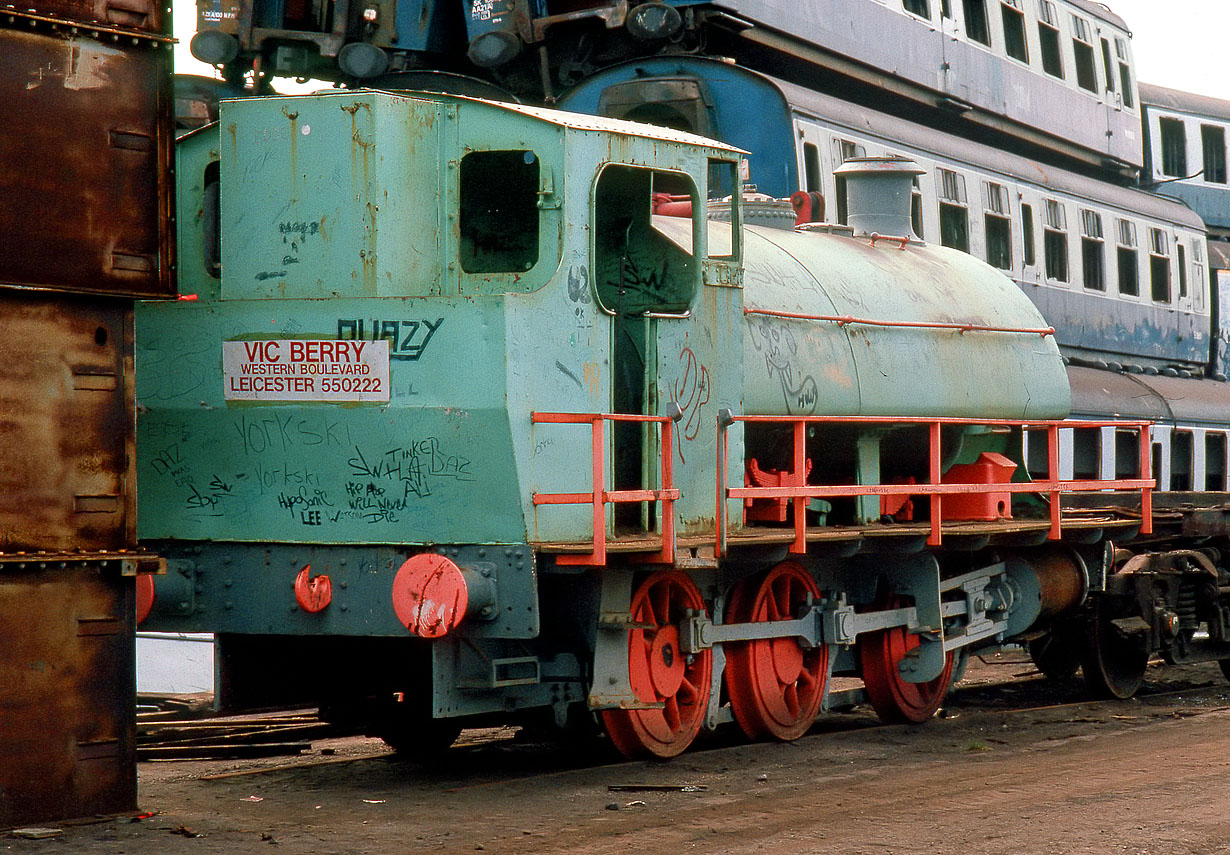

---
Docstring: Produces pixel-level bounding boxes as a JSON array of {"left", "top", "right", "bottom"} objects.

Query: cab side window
[{"left": 460, "top": 150, "right": 540, "bottom": 273}]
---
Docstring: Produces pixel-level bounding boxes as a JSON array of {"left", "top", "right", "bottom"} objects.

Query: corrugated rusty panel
[
  {"left": 0, "top": 293, "right": 135, "bottom": 552},
  {"left": 11, "top": 0, "right": 167, "bottom": 33},
  {"left": 0, "top": 562, "right": 136, "bottom": 828},
  {"left": 0, "top": 27, "right": 175, "bottom": 298}
]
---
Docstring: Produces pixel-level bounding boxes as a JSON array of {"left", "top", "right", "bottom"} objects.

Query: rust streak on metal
[
  {"left": 0, "top": 294, "right": 135, "bottom": 552},
  {"left": 0, "top": 30, "right": 175, "bottom": 298}
]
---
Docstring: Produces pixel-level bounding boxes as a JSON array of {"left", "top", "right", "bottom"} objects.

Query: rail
[
  {"left": 531, "top": 411, "right": 680, "bottom": 565},
  {"left": 716, "top": 413, "right": 1153, "bottom": 556},
  {"left": 743, "top": 307, "right": 1056, "bottom": 337}
]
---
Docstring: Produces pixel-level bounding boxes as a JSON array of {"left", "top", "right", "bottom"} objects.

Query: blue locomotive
[{"left": 136, "top": 89, "right": 1199, "bottom": 759}]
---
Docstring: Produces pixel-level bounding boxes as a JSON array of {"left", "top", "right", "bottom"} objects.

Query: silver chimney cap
[{"left": 833, "top": 156, "right": 925, "bottom": 241}]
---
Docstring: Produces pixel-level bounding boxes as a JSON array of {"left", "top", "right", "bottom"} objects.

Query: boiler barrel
[{"left": 739, "top": 225, "right": 1071, "bottom": 420}]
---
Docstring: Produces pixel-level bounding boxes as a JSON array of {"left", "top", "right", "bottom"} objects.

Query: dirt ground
[{"left": 9, "top": 654, "right": 1230, "bottom": 855}]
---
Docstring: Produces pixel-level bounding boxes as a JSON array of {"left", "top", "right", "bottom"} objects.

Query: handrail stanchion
[
  {"left": 928, "top": 422, "right": 942, "bottom": 547},
  {"left": 589, "top": 415, "right": 607, "bottom": 565},
  {"left": 1047, "top": 423, "right": 1062, "bottom": 540},
  {"left": 1140, "top": 424, "right": 1154, "bottom": 535},
  {"left": 659, "top": 417, "right": 676, "bottom": 564},
  {"left": 716, "top": 414, "right": 728, "bottom": 559},
  {"left": 792, "top": 420, "right": 807, "bottom": 553}
]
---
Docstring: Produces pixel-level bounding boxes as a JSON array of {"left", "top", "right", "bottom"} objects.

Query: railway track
[{"left": 135, "top": 652, "right": 1230, "bottom": 772}]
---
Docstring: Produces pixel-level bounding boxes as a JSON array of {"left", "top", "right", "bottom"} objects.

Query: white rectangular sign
[{"left": 223, "top": 340, "right": 390, "bottom": 402}]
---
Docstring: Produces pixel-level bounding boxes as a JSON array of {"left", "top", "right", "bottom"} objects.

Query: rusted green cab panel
[{"left": 138, "top": 90, "right": 748, "bottom": 547}]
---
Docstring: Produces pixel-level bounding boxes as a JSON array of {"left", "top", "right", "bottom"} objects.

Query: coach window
[
  {"left": 1037, "top": 1, "right": 1063, "bottom": 79},
  {"left": 1193, "top": 242, "right": 1206, "bottom": 311},
  {"left": 1178, "top": 243, "right": 1188, "bottom": 300},
  {"left": 1206, "top": 433, "right": 1227, "bottom": 491},
  {"left": 1072, "top": 428, "right": 1099, "bottom": 480},
  {"left": 1100, "top": 38, "right": 1115, "bottom": 96},
  {"left": 1043, "top": 199, "right": 1068, "bottom": 283},
  {"left": 1159, "top": 118, "right": 1187, "bottom": 178},
  {"left": 983, "top": 181, "right": 1011, "bottom": 269},
  {"left": 1115, "top": 38, "right": 1134, "bottom": 107},
  {"left": 1171, "top": 431, "right": 1193, "bottom": 491},
  {"left": 803, "top": 143, "right": 822, "bottom": 193},
  {"left": 833, "top": 139, "right": 866, "bottom": 225},
  {"left": 1202, "top": 125, "right": 1227, "bottom": 184},
  {"left": 903, "top": 0, "right": 930, "bottom": 19},
  {"left": 1021, "top": 202, "right": 1035, "bottom": 266},
  {"left": 911, "top": 175, "right": 925, "bottom": 240},
  {"left": 938, "top": 168, "right": 969, "bottom": 253},
  {"left": 1070, "top": 15, "right": 1097, "bottom": 93},
  {"left": 1000, "top": 0, "right": 1027, "bottom": 62},
  {"left": 1114, "top": 429, "right": 1141, "bottom": 479},
  {"left": 1080, "top": 209, "right": 1104, "bottom": 290},
  {"left": 1116, "top": 219, "right": 1139, "bottom": 297},
  {"left": 460, "top": 150, "right": 539, "bottom": 274},
  {"left": 962, "top": 0, "right": 990, "bottom": 45},
  {"left": 1149, "top": 227, "right": 1171, "bottom": 304}
]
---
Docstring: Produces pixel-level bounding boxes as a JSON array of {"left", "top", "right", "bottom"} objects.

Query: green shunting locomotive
[{"left": 138, "top": 89, "right": 1148, "bottom": 759}]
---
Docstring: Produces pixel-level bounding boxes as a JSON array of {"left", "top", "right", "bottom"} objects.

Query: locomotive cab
[{"left": 136, "top": 89, "right": 749, "bottom": 724}]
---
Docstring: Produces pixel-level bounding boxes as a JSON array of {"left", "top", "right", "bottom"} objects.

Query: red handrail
[
  {"left": 744, "top": 307, "right": 1055, "bottom": 337},
  {"left": 531, "top": 412, "right": 679, "bottom": 566},
  {"left": 716, "top": 414, "right": 1153, "bottom": 556}
]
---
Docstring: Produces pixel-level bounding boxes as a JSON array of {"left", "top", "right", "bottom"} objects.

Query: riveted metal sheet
[
  {"left": 0, "top": 293, "right": 134, "bottom": 552},
  {"left": 0, "top": 562, "right": 136, "bottom": 828},
  {"left": 0, "top": 28, "right": 174, "bottom": 298},
  {"left": 6, "top": 0, "right": 168, "bottom": 33}
]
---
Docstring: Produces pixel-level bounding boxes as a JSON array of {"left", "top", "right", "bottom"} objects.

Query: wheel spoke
[
  {"left": 677, "top": 676, "right": 698, "bottom": 701},
  {"left": 652, "top": 583, "right": 670, "bottom": 626},
  {"left": 662, "top": 695, "right": 681, "bottom": 732},
  {"left": 783, "top": 683, "right": 800, "bottom": 716}
]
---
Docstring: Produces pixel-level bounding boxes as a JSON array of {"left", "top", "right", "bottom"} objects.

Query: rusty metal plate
[
  {"left": 0, "top": 563, "right": 136, "bottom": 828},
  {"left": 7, "top": 0, "right": 167, "bottom": 32},
  {"left": 0, "top": 28, "right": 174, "bottom": 298},
  {"left": 0, "top": 293, "right": 135, "bottom": 552}
]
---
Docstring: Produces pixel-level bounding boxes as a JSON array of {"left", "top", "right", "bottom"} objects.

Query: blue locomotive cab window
[
  {"left": 593, "top": 164, "right": 698, "bottom": 315},
  {"left": 460, "top": 150, "right": 540, "bottom": 274}
]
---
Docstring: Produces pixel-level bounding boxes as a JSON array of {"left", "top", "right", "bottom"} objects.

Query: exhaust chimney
[{"left": 833, "top": 156, "right": 924, "bottom": 240}]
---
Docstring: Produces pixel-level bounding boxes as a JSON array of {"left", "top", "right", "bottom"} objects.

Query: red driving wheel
[
  {"left": 725, "top": 561, "right": 829, "bottom": 741},
  {"left": 859, "top": 595, "right": 954, "bottom": 724},
  {"left": 600, "top": 569, "right": 712, "bottom": 759}
]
